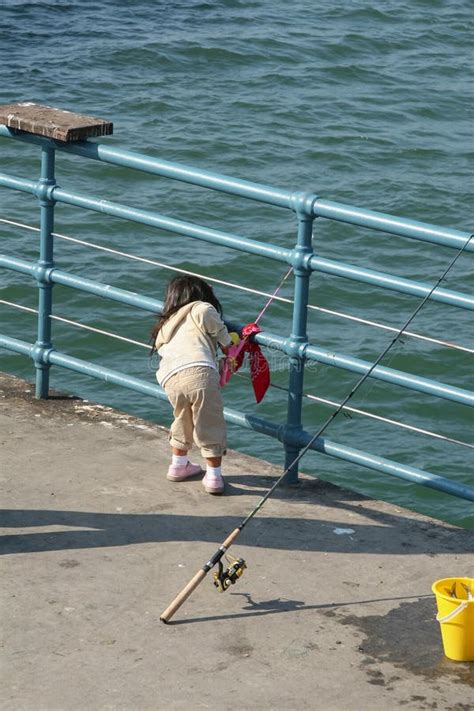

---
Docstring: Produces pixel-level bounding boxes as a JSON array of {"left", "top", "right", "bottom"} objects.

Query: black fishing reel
[{"left": 213, "top": 554, "right": 247, "bottom": 593}]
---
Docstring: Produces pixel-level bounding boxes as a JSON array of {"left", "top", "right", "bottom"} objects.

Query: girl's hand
[
  {"left": 226, "top": 355, "right": 238, "bottom": 374},
  {"left": 218, "top": 354, "right": 237, "bottom": 376},
  {"left": 221, "top": 333, "right": 241, "bottom": 375},
  {"left": 220, "top": 349, "right": 237, "bottom": 370},
  {"left": 221, "top": 332, "right": 240, "bottom": 356}
]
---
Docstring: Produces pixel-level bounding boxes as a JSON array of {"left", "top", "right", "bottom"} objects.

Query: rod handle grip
[
  {"left": 160, "top": 568, "right": 207, "bottom": 623},
  {"left": 223, "top": 527, "right": 241, "bottom": 548}
]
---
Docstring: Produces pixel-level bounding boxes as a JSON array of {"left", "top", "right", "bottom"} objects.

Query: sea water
[{"left": 0, "top": 0, "right": 472, "bottom": 527}]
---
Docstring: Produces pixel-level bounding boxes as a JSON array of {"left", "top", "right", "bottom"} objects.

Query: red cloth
[{"left": 234, "top": 322, "right": 270, "bottom": 404}]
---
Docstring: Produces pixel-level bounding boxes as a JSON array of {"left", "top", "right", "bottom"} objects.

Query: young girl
[{"left": 151, "top": 275, "right": 234, "bottom": 495}]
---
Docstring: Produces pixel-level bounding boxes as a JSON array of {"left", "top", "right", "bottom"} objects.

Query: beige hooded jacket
[{"left": 155, "top": 301, "right": 232, "bottom": 387}]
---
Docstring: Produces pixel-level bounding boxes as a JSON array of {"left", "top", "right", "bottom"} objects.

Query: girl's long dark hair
[{"left": 150, "top": 275, "right": 223, "bottom": 354}]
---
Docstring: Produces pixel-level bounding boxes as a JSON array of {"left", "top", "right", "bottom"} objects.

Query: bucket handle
[{"left": 436, "top": 601, "right": 468, "bottom": 624}]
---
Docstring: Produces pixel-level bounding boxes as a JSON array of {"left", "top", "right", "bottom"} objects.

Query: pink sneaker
[
  {"left": 167, "top": 461, "right": 203, "bottom": 482},
  {"left": 202, "top": 472, "right": 225, "bottom": 495}
]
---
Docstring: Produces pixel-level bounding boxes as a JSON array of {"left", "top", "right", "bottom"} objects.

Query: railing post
[
  {"left": 34, "top": 146, "right": 56, "bottom": 398},
  {"left": 283, "top": 199, "right": 314, "bottom": 484}
]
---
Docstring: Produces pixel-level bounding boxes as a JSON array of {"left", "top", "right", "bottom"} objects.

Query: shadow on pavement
[{"left": 1, "top": 501, "right": 472, "bottom": 556}]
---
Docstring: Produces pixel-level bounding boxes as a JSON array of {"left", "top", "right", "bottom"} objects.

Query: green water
[{"left": 0, "top": 0, "right": 472, "bottom": 528}]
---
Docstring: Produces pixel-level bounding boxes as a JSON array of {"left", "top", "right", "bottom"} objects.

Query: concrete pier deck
[{"left": 1, "top": 372, "right": 472, "bottom": 711}]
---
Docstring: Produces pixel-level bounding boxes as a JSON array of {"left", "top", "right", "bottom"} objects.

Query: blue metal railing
[{"left": 1, "top": 123, "right": 473, "bottom": 502}]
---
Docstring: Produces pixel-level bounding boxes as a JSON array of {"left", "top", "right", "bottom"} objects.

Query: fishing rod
[
  {"left": 160, "top": 234, "right": 472, "bottom": 623},
  {"left": 219, "top": 266, "right": 293, "bottom": 387}
]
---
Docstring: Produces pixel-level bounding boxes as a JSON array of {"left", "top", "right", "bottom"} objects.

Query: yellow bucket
[{"left": 432, "top": 577, "right": 474, "bottom": 661}]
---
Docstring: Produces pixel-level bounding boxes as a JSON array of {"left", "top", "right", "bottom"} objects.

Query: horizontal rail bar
[
  {"left": 225, "top": 410, "right": 474, "bottom": 502},
  {"left": 254, "top": 331, "right": 474, "bottom": 408},
  {"left": 313, "top": 198, "right": 474, "bottom": 253},
  {"left": 0, "top": 254, "right": 164, "bottom": 312},
  {"left": 0, "top": 126, "right": 294, "bottom": 209},
  {"left": 310, "top": 255, "right": 474, "bottom": 311},
  {"left": 0, "top": 171, "right": 290, "bottom": 263},
  {"left": 235, "top": 372, "right": 474, "bottom": 449},
  {"left": 0, "top": 254, "right": 35, "bottom": 276},
  {"left": 66, "top": 143, "right": 294, "bottom": 209},
  {"left": 2, "top": 254, "right": 472, "bottom": 406},
  {"left": 2, "top": 126, "right": 472, "bottom": 252},
  {"left": 0, "top": 173, "right": 37, "bottom": 195},
  {"left": 5, "top": 297, "right": 473, "bottom": 451},
  {"left": 0, "top": 299, "right": 148, "bottom": 348},
  {"left": 49, "top": 349, "right": 162, "bottom": 398},
  {"left": 53, "top": 269, "right": 163, "bottom": 313},
  {"left": 52, "top": 187, "right": 291, "bottom": 262},
  {"left": 303, "top": 392, "right": 474, "bottom": 450},
  {"left": 305, "top": 429, "right": 474, "bottom": 501},
  {"left": 0, "top": 334, "right": 33, "bottom": 357},
  {"left": 2, "top": 333, "right": 471, "bottom": 501},
  {"left": 2, "top": 174, "right": 472, "bottom": 310},
  {"left": 3, "top": 217, "right": 473, "bottom": 352},
  {"left": 0, "top": 335, "right": 163, "bottom": 399},
  {"left": 303, "top": 342, "right": 474, "bottom": 407}
]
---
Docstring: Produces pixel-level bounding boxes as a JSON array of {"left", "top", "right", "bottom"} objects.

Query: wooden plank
[{"left": 0, "top": 102, "right": 113, "bottom": 142}]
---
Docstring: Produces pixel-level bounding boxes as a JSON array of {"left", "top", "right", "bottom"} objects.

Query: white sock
[
  {"left": 206, "top": 465, "right": 222, "bottom": 478},
  {"left": 172, "top": 454, "right": 188, "bottom": 466}
]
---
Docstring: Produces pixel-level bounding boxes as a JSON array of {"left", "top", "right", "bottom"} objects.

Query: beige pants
[{"left": 163, "top": 366, "right": 226, "bottom": 458}]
